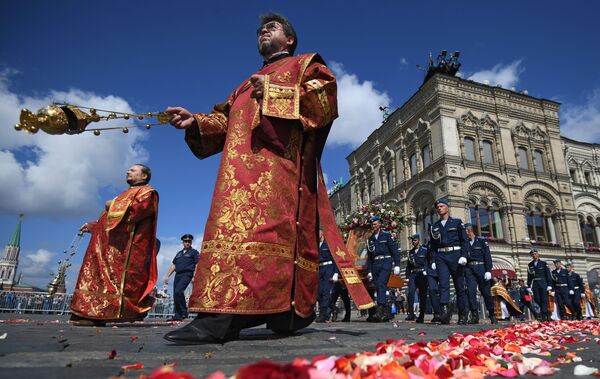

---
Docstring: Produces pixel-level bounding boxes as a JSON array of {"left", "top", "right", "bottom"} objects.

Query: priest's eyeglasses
[{"left": 257, "top": 21, "right": 282, "bottom": 36}]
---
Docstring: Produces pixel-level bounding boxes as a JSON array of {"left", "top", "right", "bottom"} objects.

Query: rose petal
[{"left": 574, "top": 364, "right": 599, "bottom": 376}]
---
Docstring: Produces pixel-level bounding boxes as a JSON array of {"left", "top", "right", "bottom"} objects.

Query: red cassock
[
  {"left": 70, "top": 185, "right": 159, "bottom": 321},
  {"left": 185, "top": 53, "right": 374, "bottom": 317}
]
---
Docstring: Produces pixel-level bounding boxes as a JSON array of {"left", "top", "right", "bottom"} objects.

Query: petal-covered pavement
[{"left": 0, "top": 315, "right": 598, "bottom": 378}]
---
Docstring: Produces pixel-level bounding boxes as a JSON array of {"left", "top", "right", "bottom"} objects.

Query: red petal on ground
[
  {"left": 121, "top": 363, "right": 144, "bottom": 370},
  {"left": 130, "top": 336, "right": 139, "bottom": 342},
  {"left": 108, "top": 350, "right": 116, "bottom": 359}
]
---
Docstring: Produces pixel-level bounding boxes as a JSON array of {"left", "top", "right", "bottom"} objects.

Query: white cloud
[
  {"left": 0, "top": 69, "right": 149, "bottom": 216},
  {"left": 561, "top": 89, "right": 600, "bottom": 143},
  {"left": 467, "top": 60, "right": 524, "bottom": 88},
  {"left": 18, "top": 248, "right": 54, "bottom": 287},
  {"left": 328, "top": 62, "right": 391, "bottom": 147}
]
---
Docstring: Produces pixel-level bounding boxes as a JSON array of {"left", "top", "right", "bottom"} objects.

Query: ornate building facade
[{"left": 330, "top": 73, "right": 600, "bottom": 285}]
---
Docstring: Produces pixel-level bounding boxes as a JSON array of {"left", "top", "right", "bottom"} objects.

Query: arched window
[
  {"left": 534, "top": 150, "right": 545, "bottom": 172},
  {"left": 386, "top": 169, "right": 393, "bottom": 191},
  {"left": 518, "top": 147, "right": 529, "bottom": 169},
  {"left": 464, "top": 137, "right": 476, "bottom": 161},
  {"left": 409, "top": 153, "right": 417, "bottom": 177},
  {"left": 580, "top": 215, "right": 599, "bottom": 248},
  {"left": 469, "top": 199, "right": 504, "bottom": 240},
  {"left": 525, "top": 201, "right": 558, "bottom": 245},
  {"left": 482, "top": 140, "right": 494, "bottom": 164},
  {"left": 368, "top": 182, "right": 374, "bottom": 198},
  {"left": 361, "top": 189, "right": 367, "bottom": 205},
  {"left": 422, "top": 144, "right": 431, "bottom": 168}
]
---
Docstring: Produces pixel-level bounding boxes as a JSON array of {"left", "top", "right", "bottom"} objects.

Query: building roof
[{"left": 7, "top": 214, "right": 22, "bottom": 247}]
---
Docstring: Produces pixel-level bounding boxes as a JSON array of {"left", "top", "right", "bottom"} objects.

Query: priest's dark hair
[
  {"left": 135, "top": 163, "right": 152, "bottom": 183},
  {"left": 259, "top": 13, "right": 298, "bottom": 55}
]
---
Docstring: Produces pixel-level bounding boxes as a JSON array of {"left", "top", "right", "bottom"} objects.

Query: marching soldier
[
  {"left": 366, "top": 216, "right": 400, "bottom": 322},
  {"left": 527, "top": 249, "right": 553, "bottom": 321},
  {"left": 552, "top": 259, "right": 575, "bottom": 320},
  {"left": 463, "top": 224, "right": 497, "bottom": 324},
  {"left": 428, "top": 198, "right": 469, "bottom": 325},
  {"left": 316, "top": 228, "right": 338, "bottom": 322},
  {"left": 566, "top": 263, "right": 584, "bottom": 320},
  {"left": 405, "top": 233, "right": 429, "bottom": 323},
  {"left": 425, "top": 248, "right": 443, "bottom": 323},
  {"left": 163, "top": 234, "right": 200, "bottom": 321}
]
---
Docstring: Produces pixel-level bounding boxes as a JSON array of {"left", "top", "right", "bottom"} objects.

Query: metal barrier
[{"left": 0, "top": 291, "right": 176, "bottom": 318}]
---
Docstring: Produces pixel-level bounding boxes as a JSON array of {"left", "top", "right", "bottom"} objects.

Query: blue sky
[{"left": 1, "top": 1, "right": 599, "bottom": 291}]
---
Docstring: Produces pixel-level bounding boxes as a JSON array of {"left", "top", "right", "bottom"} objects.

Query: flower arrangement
[{"left": 339, "top": 203, "right": 409, "bottom": 240}]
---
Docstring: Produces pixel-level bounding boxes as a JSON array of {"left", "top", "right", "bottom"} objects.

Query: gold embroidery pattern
[
  {"left": 275, "top": 71, "right": 292, "bottom": 82},
  {"left": 341, "top": 267, "right": 361, "bottom": 284},
  {"left": 262, "top": 76, "right": 300, "bottom": 119},
  {"left": 296, "top": 255, "right": 318, "bottom": 273},
  {"left": 202, "top": 240, "right": 292, "bottom": 258},
  {"left": 198, "top": 254, "right": 250, "bottom": 308},
  {"left": 335, "top": 247, "right": 347, "bottom": 260}
]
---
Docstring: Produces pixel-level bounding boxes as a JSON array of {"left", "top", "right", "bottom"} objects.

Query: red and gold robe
[
  {"left": 491, "top": 282, "right": 522, "bottom": 318},
  {"left": 70, "top": 185, "right": 159, "bottom": 321},
  {"left": 185, "top": 53, "right": 374, "bottom": 317}
]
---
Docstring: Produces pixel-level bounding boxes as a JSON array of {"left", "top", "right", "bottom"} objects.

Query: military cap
[
  {"left": 434, "top": 198, "right": 449, "bottom": 206},
  {"left": 553, "top": 258, "right": 562, "bottom": 264},
  {"left": 529, "top": 249, "right": 538, "bottom": 255},
  {"left": 370, "top": 216, "right": 381, "bottom": 222},
  {"left": 565, "top": 262, "right": 573, "bottom": 267},
  {"left": 409, "top": 233, "right": 420, "bottom": 240},
  {"left": 463, "top": 222, "right": 474, "bottom": 229},
  {"left": 181, "top": 234, "right": 194, "bottom": 241}
]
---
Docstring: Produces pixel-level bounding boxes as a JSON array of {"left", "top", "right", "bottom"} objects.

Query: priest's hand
[
  {"left": 250, "top": 74, "right": 265, "bottom": 99},
  {"left": 79, "top": 223, "right": 90, "bottom": 233},
  {"left": 458, "top": 257, "right": 467, "bottom": 266},
  {"left": 484, "top": 272, "right": 492, "bottom": 281},
  {"left": 332, "top": 273, "right": 339, "bottom": 283},
  {"left": 165, "top": 107, "right": 197, "bottom": 129},
  {"left": 367, "top": 272, "right": 373, "bottom": 281}
]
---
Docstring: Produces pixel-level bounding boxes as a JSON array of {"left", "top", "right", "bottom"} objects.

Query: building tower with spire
[{"left": 0, "top": 214, "right": 23, "bottom": 290}]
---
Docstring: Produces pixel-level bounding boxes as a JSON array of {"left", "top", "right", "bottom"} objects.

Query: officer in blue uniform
[
  {"left": 405, "top": 233, "right": 429, "bottom": 323},
  {"left": 517, "top": 278, "right": 537, "bottom": 320},
  {"left": 526, "top": 249, "right": 553, "bottom": 321},
  {"left": 316, "top": 228, "right": 339, "bottom": 322},
  {"left": 551, "top": 259, "right": 575, "bottom": 320},
  {"left": 163, "top": 234, "right": 200, "bottom": 321},
  {"left": 425, "top": 247, "right": 443, "bottom": 323},
  {"left": 463, "top": 224, "right": 497, "bottom": 324},
  {"left": 366, "top": 216, "right": 400, "bottom": 322},
  {"left": 566, "top": 263, "right": 584, "bottom": 320},
  {"left": 427, "top": 198, "right": 469, "bottom": 324}
]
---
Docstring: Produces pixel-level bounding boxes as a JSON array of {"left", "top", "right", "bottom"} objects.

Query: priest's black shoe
[
  {"left": 415, "top": 314, "right": 424, "bottom": 323},
  {"left": 404, "top": 313, "right": 416, "bottom": 321},
  {"left": 490, "top": 315, "right": 498, "bottom": 324},
  {"left": 457, "top": 313, "right": 468, "bottom": 325},
  {"left": 430, "top": 314, "right": 442, "bottom": 323},
  {"left": 163, "top": 322, "right": 239, "bottom": 345}
]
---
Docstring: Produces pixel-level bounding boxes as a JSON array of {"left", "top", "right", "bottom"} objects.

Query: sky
[{"left": 1, "top": 1, "right": 599, "bottom": 291}]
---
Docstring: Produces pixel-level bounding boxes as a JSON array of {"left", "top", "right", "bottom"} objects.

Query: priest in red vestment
[
  {"left": 164, "top": 13, "right": 373, "bottom": 344},
  {"left": 70, "top": 164, "right": 159, "bottom": 326}
]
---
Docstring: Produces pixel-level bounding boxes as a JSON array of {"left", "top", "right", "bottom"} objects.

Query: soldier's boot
[
  {"left": 415, "top": 311, "right": 425, "bottom": 323},
  {"left": 440, "top": 305, "right": 450, "bottom": 324},
  {"left": 467, "top": 311, "right": 479, "bottom": 324},
  {"left": 377, "top": 305, "right": 390, "bottom": 322},
  {"left": 489, "top": 312, "right": 498, "bottom": 324},
  {"left": 431, "top": 313, "right": 443, "bottom": 323},
  {"left": 366, "top": 307, "right": 378, "bottom": 322},
  {"left": 330, "top": 306, "right": 339, "bottom": 322},
  {"left": 545, "top": 312, "right": 552, "bottom": 322},
  {"left": 315, "top": 309, "right": 329, "bottom": 323},
  {"left": 457, "top": 311, "right": 468, "bottom": 325},
  {"left": 405, "top": 313, "right": 416, "bottom": 321}
]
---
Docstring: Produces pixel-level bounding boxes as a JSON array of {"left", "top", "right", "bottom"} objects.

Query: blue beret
[
  {"left": 463, "top": 223, "right": 473, "bottom": 229},
  {"left": 409, "top": 233, "right": 420, "bottom": 240},
  {"left": 370, "top": 216, "right": 381, "bottom": 222},
  {"left": 434, "top": 198, "right": 449, "bottom": 206},
  {"left": 553, "top": 259, "right": 561, "bottom": 264}
]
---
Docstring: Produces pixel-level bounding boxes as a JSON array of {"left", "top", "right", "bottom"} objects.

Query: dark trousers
[
  {"left": 427, "top": 274, "right": 441, "bottom": 315},
  {"left": 465, "top": 266, "right": 494, "bottom": 314},
  {"left": 406, "top": 271, "right": 428, "bottom": 315},
  {"left": 317, "top": 265, "right": 335, "bottom": 316},
  {"left": 331, "top": 282, "right": 351, "bottom": 318},
  {"left": 372, "top": 259, "right": 392, "bottom": 305},
  {"left": 531, "top": 280, "right": 549, "bottom": 315},
  {"left": 519, "top": 300, "right": 538, "bottom": 319},
  {"left": 555, "top": 286, "right": 574, "bottom": 318},
  {"left": 190, "top": 310, "right": 316, "bottom": 339},
  {"left": 570, "top": 291, "right": 582, "bottom": 318},
  {"left": 435, "top": 251, "right": 467, "bottom": 313},
  {"left": 173, "top": 272, "right": 193, "bottom": 319}
]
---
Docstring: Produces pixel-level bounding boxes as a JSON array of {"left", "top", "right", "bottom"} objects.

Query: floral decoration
[{"left": 339, "top": 203, "right": 409, "bottom": 240}]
